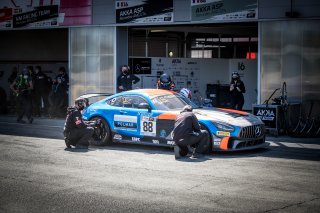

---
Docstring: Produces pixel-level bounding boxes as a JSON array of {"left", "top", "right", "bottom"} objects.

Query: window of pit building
[{"left": 189, "top": 36, "right": 258, "bottom": 59}]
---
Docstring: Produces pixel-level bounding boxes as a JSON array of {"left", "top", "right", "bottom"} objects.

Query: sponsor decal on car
[
  {"left": 213, "top": 138, "right": 221, "bottom": 146},
  {"left": 114, "top": 115, "right": 137, "bottom": 131},
  {"left": 216, "top": 131, "right": 231, "bottom": 137},
  {"left": 132, "top": 137, "right": 140, "bottom": 142},
  {"left": 113, "top": 134, "right": 122, "bottom": 140},
  {"left": 140, "top": 116, "right": 156, "bottom": 136},
  {"left": 167, "top": 140, "right": 175, "bottom": 145},
  {"left": 160, "top": 129, "right": 167, "bottom": 137},
  {"left": 152, "top": 139, "right": 160, "bottom": 144}
]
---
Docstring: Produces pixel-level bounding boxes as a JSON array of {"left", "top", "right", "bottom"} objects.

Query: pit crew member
[
  {"left": 157, "top": 73, "right": 175, "bottom": 90},
  {"left": 172, "top": 105, "right": 209, "bottom": 159}
]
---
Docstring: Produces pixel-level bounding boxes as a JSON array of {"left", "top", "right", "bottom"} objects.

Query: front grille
[
  {"left": 236, "top": 138, "right": 265, "bottom": 149},
  {"left": 239, "top": 125, "right": 265, "bottom": 138}
]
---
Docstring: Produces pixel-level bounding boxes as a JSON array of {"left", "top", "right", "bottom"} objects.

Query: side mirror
[{"left": 138, "top": 102, "right": 151, "bottom": 112}]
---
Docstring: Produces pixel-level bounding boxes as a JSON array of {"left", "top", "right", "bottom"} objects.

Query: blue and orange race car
[{"left": 80, "top": 89, "right": 268, "bottom": 152}]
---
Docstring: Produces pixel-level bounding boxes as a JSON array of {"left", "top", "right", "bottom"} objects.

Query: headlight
[{"left": 212, "top": 121, "right": 234, "bottom": 132}]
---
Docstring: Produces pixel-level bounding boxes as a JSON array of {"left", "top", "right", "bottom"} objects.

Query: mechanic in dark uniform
[
  {"left": 10, "top": 68, "right": 34, "bottom": 124},
  {"left": 33, "top": 66, "right": 50, "bottom": 117},
  {"left": 157, "top": 73, "right": 175, "bottom": 90},
  {"left": 63, "top": 98, "right": 94, "bottom": 149},
  {"left": 117, "top": 65, "right": 140, "bottom": 92},
  {"left": 172, "top": 105, "right": 209, "bottom": 159},
  {"left": 229, "top": 71, "right": 246, "bottom": 110}
]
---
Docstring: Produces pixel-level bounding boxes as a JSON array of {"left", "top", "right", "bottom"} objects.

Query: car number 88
[
  {"left": 140, "top": 117, "right": 156, "bottom": 136},
  {"left": 143, "top": 121, "right": 153, "bottom": 132}
]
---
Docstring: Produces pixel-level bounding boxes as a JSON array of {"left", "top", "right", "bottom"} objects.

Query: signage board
[
  {"left": 191, "top": 0, "right": 257, "bottom": 22},
  {"left": 116, "top": 0, "right": 173, "bottom": 23}
]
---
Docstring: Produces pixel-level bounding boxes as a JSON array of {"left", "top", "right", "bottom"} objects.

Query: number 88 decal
[
  {"left": 141, "top": 116, "right": 156, "bottom": 136},
  {"left": 143, "top": 121, "right": 153, "bottom": 132}
]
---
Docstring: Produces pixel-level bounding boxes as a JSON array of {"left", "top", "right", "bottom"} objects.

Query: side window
[
  {"left": 108, "top": 96, "right": 123, "bottom": 107},
  {"left": 122, "top": 96, "right": 134, "bottom": 108},
  {"left": 131, "top": 96, "right": 149, "bottom": 109},
  {"left": 108, "top": 95, "right": 149, "bottom": 109}
]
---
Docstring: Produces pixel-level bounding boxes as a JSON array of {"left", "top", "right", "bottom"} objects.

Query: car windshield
[{"left": 151, "top": 93, "right": 199, "bottom": 111}]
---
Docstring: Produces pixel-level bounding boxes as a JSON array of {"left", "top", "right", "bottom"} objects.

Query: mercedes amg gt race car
[{"left": 80, "top": 89, "right": 268, "bottom": 152}]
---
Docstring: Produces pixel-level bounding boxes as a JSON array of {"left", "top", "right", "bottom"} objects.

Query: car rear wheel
[{"left": 90, "top": 117, "right": 112, "bottom": 146}]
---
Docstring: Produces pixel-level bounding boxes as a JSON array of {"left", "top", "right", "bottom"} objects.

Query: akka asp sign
[
  {"left": 191, "top": 0, "right": 257, "bottom": 22},
  {"left": 253, "top": 106, "right": 277, "bottom": 129},
  {"left": 116, "top": 0, "right": 173, "bottom": 23}
]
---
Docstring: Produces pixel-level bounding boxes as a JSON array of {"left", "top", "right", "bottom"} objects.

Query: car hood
[{"left": 193, "top": 108, "right": 263, "bottom": 127}]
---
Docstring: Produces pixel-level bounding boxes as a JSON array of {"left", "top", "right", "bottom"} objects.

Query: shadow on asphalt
[
  {"left": 175, "top": 156, "right": 213, "bottom": 162},
  {"left": 90, "top": 143, "right": 320, "bottom": 162},
  {"left": 64, "top": 147, "right": 89, "bottom": 153},
  {"left": 1, "top": 115, "right": 318, "bottom": 162}
]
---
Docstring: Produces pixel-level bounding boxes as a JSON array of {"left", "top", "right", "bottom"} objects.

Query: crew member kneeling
[
  {"left": 63, "top": 98, "right": 94, "bottom": 149},
  {"left": 172, "top": 105, "right": 209, "bottom": 159}
]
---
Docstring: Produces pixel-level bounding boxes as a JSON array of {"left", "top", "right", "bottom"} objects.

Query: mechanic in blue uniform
[
  {"left": 157, "top": 73, "right": 175, "bottom": 90},
  {"left": 117, "top": 65, "right": 140, "bottom": 92},
  {"left": 63, "top": 98, "right": 94, "bottom": 149},
  {"left": 229, "top": 71, "right": 246, "bottom": 110},
  {"left": 172, "top": 105, "right": 209, "bottom": 159}
]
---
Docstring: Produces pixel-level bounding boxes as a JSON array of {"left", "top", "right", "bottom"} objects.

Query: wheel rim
[
  {"left": 100, "top": 122, "right": 108, "bottom": 140},
  {"left": 92, "top": 119, "right": 108, "bottom": 142}
]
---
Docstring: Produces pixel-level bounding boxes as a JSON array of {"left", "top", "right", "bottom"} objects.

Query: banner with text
[
  {"left": 0, "top": 0, "right": 92, "bottom": 29},
  {"left": 13, "top": 5, "right": 59, "bottom": 28},
  {"left": 116, "top": 0, "right": 173, "bottom": 23},
  {"left": 0, "top": 0, "right": 60, "bottom": 28},
  {"left": 191, "top": 0, "right": 257, "bottom": 22}
]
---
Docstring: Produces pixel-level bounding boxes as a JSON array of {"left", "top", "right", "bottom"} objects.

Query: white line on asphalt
[
  {"left": 267, "top": 141, "right": 320, "bottom": 150},
  {"left": 0, "top": 121, "right": 62, "bottom": 128}
]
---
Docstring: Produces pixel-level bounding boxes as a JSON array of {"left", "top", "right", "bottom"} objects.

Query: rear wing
[{"left": 77, "top": 93, "right": 114, "bottom": 105}]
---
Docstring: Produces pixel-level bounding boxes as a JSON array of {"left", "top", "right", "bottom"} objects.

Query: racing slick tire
[
  {"left": 200, "top": 124, "right": 212, "bottom": 154},
  {"left": 90, "top": 117, "right": 112, "bottom": 146}
]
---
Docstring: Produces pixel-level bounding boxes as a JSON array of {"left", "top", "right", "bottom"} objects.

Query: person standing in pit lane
[
  {"left": 117, "top": 65, "right": 140, "bottom": 92},
  {"left": 157, "top": 73, "right": 175, "bottom": 91},
  {"left": 10, "top": 67, "right": 34, "bottom": 124},
  {"left": 229, "top": 71, "right": 246, "bottom": 110}
]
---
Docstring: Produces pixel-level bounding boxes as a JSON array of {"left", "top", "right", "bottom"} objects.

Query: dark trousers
[
  {"left": 231, "top": 94, "right": 244, "bottom": 110},
  {"left": 34, "top": 90, "right": 49, "bottom": 116},
  {"left": 48, "top": 91, "right": 67, "bottom": 117},
  {"left": 69, "top": 127, "right": 94, "bottom": 146},
  {"left": 175, "top": 130, "right": 209, "bottom": 156},
  {"left": 17, "top": 95, "right": 32, "bottom": 121}
]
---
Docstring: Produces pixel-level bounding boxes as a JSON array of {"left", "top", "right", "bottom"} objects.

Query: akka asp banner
[
  {"left": 116, "top": 0, "right": 173, "bottom": 23},
  {"left": 191, "top": 0, "right": 257, "bottom": 22}
]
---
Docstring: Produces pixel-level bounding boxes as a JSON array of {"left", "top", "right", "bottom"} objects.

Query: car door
[
  {"left": 108, "top": 95, "right": 140, "bottom": 139},
  {"left": 122, "top": 95, "right": 160, "bottom": 144}
]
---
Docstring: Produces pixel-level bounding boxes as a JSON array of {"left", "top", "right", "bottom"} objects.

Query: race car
[{"left": 80, "top": 89, "right": 268, "bottom": 152}]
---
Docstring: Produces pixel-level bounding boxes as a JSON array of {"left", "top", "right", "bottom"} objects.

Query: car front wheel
[
  {"left": 200, "top": 124, "right": 212, "bottom": 153},
  {"left": 90, "top": 117, "right": 112, "bottom": 146}
]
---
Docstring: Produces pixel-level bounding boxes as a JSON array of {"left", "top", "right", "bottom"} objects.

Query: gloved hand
[{"left": 192, "top": 131, "right": 200, "bottom": 136}]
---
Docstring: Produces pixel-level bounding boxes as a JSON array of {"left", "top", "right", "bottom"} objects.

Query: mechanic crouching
[
  {"left": 172, "top": 105, "right": 209, "bottom": 159},
  {"left": 63, "top": 98, "right": 99, "bottom": 149}
]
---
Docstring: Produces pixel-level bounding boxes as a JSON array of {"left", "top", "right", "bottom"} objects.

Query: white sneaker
[{"left": 190, "top": 153, "right": 204, "bottom": 159}]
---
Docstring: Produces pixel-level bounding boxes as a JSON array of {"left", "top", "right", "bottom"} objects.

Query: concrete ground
[{"left": 0, "top": 115, "right": 319, "bottom": 213}]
